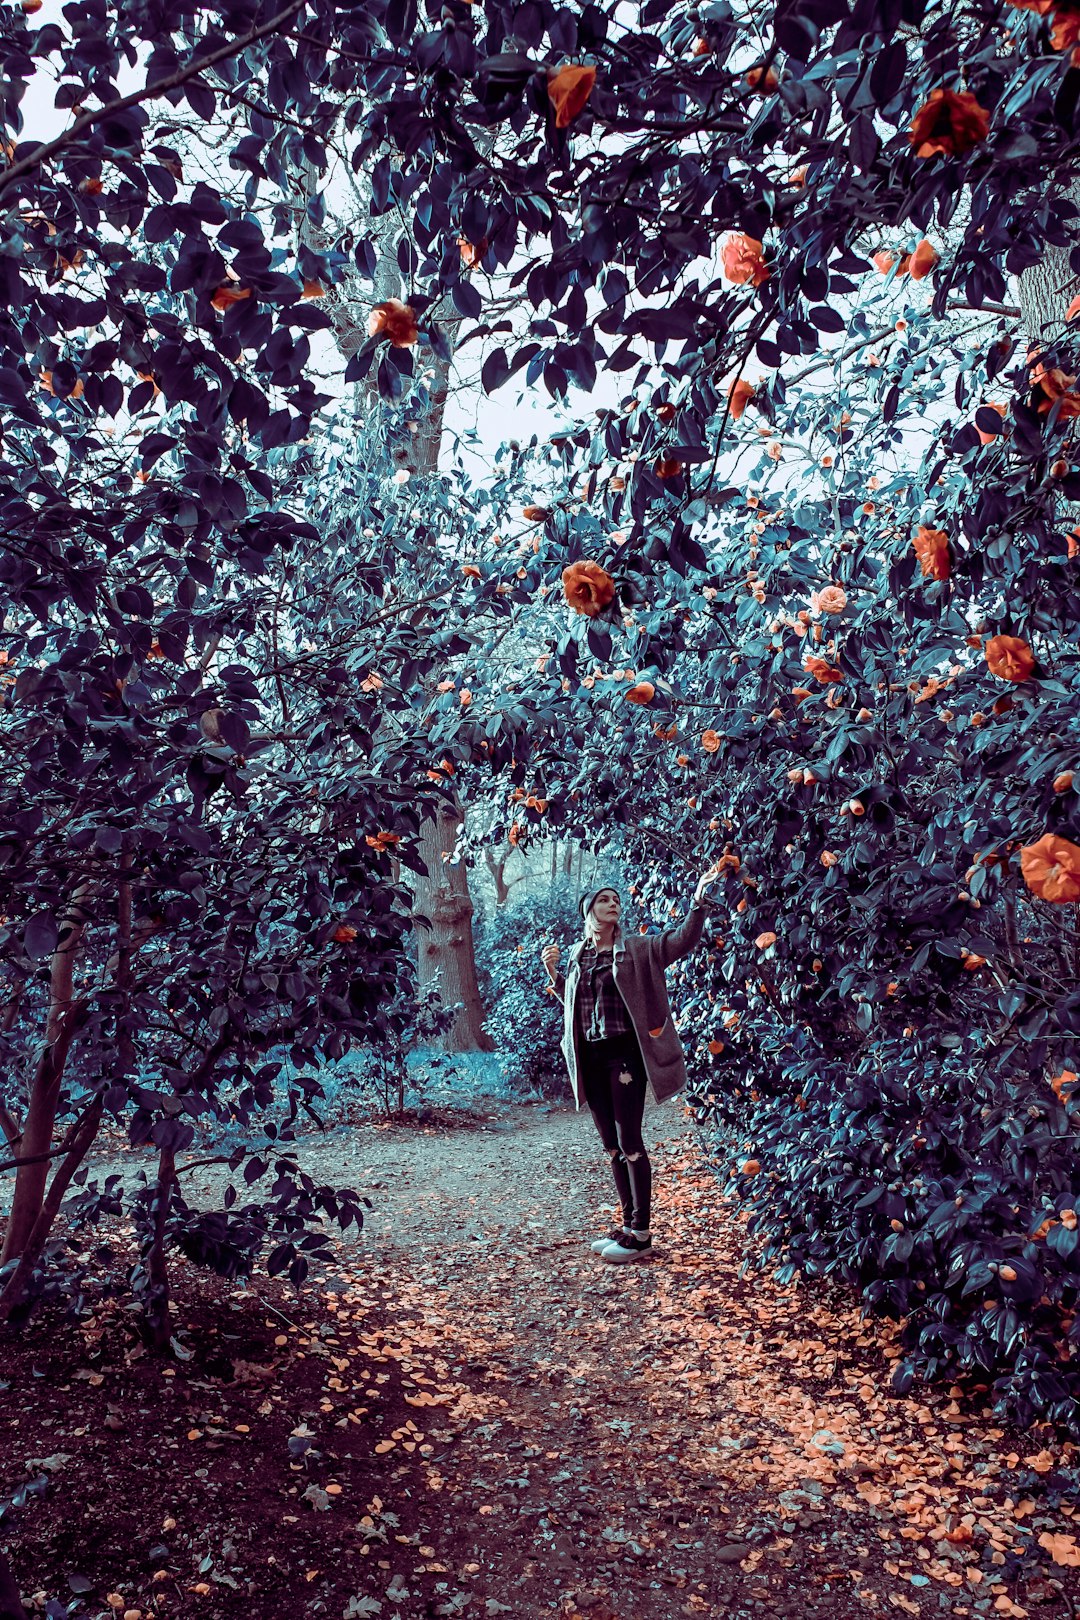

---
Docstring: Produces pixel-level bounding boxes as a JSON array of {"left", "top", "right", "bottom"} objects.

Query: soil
[{"left": 2, "top": 1092, "right": 1080, "bottom": 1620}]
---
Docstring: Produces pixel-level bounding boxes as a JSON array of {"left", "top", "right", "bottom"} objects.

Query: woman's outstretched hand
[
  {"left": 693, "top": 860, "right": 726, "bottom": 904},
  {"left": 541, "top": 942, "right": 560, "bottom": 980}
]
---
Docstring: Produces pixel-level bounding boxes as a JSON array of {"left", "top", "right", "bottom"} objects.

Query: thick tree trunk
[
  {"left": 1016, "top": 183, "right": 1080, "bottom": 343},
  {"left": 300, "top": 153, "right": 492, "bottom": 1049},
  {"left": 414, "top": 796, "right": 494, "bottom": 1051},
  {"left": 0, "top": 888, "right": 90, "bottom": 1267}
]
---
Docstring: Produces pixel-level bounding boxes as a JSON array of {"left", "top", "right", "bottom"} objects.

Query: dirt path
[{"left": 4, "top": 1098, "right": 1080, "bottom": 1620}]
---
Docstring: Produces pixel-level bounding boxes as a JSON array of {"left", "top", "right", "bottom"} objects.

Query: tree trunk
[
  {"left": 1017, "top": 183, "right": 1080, "bottom": 343},
  {"left": 1, "top": 888, "right": 90, "bottom": 1267},
  {"left": 414, "top": 796, "right": 494, "bottom": 1051},
  {"left": 142, "top": 1144, "right": 177, "bottom": 1351},
  {"left": 299, "top": 151, "right": 493, "bottom": 1050},
  {"left": 0, "top": 1094, "right": 104, "bottom": 1322}
]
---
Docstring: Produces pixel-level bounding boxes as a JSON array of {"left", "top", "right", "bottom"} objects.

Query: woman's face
[{"left": 590, "top": 889, "right": 621, "bottom": 925}]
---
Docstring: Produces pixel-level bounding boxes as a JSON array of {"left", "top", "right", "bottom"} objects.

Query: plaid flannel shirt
[{"left": 575, "top": 942, "right": 634, "bottom": 1042}]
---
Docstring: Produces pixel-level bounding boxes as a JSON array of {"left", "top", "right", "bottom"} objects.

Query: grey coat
[{"left": 550, "top": 900, "right": 712, "bottom": 1110}]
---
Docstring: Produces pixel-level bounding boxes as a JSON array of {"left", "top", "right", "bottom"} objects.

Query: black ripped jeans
[{"left": 579, "top": 1030, "right": 652, "bottom": 1232}]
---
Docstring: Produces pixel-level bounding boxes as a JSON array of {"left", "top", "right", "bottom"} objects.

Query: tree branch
[{"left": 0, "top": 0, "right": 306, "bottom": 198}]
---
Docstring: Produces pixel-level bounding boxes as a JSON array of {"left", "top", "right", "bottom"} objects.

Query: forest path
[
  {"left": 3, "top": 1099, "right": 1077, "bottom": 1620},
  {"left": 290, "top": 1099, "right": 1078, "bottom": 1620}
]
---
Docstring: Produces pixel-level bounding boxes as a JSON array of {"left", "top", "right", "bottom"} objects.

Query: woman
[{"left": 540, "top": 864, "right": 723, "bottom": 1263}]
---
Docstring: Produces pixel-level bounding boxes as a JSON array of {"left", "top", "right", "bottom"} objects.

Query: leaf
[{"left": 24, "top": 912, "right": 59, "bottom": 959}]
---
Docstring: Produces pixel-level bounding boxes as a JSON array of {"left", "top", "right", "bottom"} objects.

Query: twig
[{"left": 0, "top": 0, "right": 306, "bottom": 198}]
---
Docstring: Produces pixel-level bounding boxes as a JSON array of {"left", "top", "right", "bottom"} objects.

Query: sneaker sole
[{"left": 599, "top": 1247, "right": 653, "bottom": 1263}]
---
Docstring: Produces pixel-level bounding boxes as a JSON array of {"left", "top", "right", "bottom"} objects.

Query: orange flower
[
  {"left": 1052, "top": 1068, "right": 1079, "bottom": 1099},
  {"left": 626, "top": 682, "right": 655, "bottom": 704},
  {"left": 1068, "top": 293, "right": 1080, "bottom": 322},
  {"left": 816, "top": 585, "right": 847, "bottom": 615},
  {"left": 746, "top": 64, "right": 779, "bottom": 90},
  {"left": 873, "top": 249, "right": 898, "bottom": 273},
  {"left": 1054, "top": 771, "right": 1075, "bottom": 792},
  {"left": 655, "top": 458, "right": 683, "bottom": 478},
  {"left": 909, "top": 88, "right": 991, "bottom": 158},
  {"left": 547, "top": 64, "right": 596, "bottom": 128},
  {"left": 211, "top": 283, "right": 251, "bottom": 311},
  {"left": 39, "top": 369, "right": 84, "bottom": 399},
  {"left": 754, "top": 932, "right": 776, "bottom": 949},
  {"left": 707, "top": 1039, "right": 725, "bottom": 1054},
  {"left": 1031, "top": 363, "right": 1080, "bottom": 418},
  {"left": 1021, "top": 833, "right": 1080, "bottom": 902},
  {"left": 912, "top": 525, "right": 950, "bottom": 581},
  {"left": 562, "top": 559, "right": 615, "bottom": 617},
  {"left": 803, "top": 655, "right": 843, "bottom": 684},
  {"left": 976, "top": 401, "right": 1007, "bottom": 443},
  {"left": 908, "top": 239, "right": 939, "bottom": 280},
  {"left": 458, "top": 236, "right": 487, "bottom": 268},
  {"left": 522, "top": 504, "right": 549, "bottom": 520},
  {"left": 301, "top": 281, "right": 325, "bottom": 299},
  {"left": 701, "top": 729, "right": 722, "bottom": 751},
  {"left": 365, "top": 831, "right": 402, "bottom": 852},
  {"left": 1050, "top": 6, "right": 1080, "bottom": 52},
  {"left": 461, "top": 564, "right": 481, "bottom": 578},
  {"left": 368, "top": 299, "right": 418, "bottom": 346},
  {"left": 985, "top": 634, "right": 1035, "bottom": 681},
  {"left": 655, "top": 402, "right": 677, "bottom": 422},
  {"left": 727, "top": 377, "right": 757, "bottom": 419},
  {"left": 332, "top": 924, "right": 358, "bottom": 943},
  {"left": 721, "top": 234, "right": 769, "bottom": 287}
]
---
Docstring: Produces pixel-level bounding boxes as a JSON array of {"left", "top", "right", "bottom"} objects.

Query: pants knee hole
[
  {"left": 626, "top": 1151, "right": 644, "bottom": 1162},
  {"left": 606, "top": 1147, "right": 621, "bottom": 1160},
  {"left": 617, "top": 1070, "right": 633, "bottom": 1085}
]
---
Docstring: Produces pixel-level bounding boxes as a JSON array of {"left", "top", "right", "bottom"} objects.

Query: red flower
[
  {"left": 909, "top": 88, "right": 991, "bottom": 158},
  {"left": 722, "top": 234, "right": 769, "bottom": 287},
  {"left": 803, "top": 655, "right": 843, "bottom": 684},
  {"left": 985, "top": 634, "right": 1035, "bottom": 681},
  {"left": 1021, "top": 834, "right": 1080, "bottom": 903},
  {"left": 727, "top": 378, "right": 757, "bottom": 420},
  {"left": 912, "top": 525, "right": 950, "bottom": 581},
  {"left": 1030, "top": 363, "right": 1080, "bottom": 418},
  {"left": 908, "top": 239, "right": 939, "bottom": 280},
  {"left": 368, "top": 299, "right": 418, "bottom": 346},
  {"left": 547, "top": 64, "right": 596, "bottom": 128},
  {"left": 562, "top": 560, "right": 615, "bottom": 617}
]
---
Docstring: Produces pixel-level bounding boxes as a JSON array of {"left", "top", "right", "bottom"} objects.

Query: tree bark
[
  {"left": 299, "top": 149, "right": 493, "bottom": 1050},
  {"left": 0, "top": 1094, "right": 104, "bottom": 1321},
  {"left": 142, "top": 1144, "right": 177, "bottom": 1350},
  {"left": 414, "top": 798, "right": 494, "bottom": 1051},
  {"left": 0, "top": 887, "right": 91, "bottom": 1267},
  {"left": 483, "top": 847, "right": 525, "bottom": 907},
  {"left": 1016, "top": 183, "right": 1080, "bottom": 344}
]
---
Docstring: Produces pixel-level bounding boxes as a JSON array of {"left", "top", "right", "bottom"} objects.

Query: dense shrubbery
[{"left": 477, "top": 885, "right": 583, "bottom": 1097}]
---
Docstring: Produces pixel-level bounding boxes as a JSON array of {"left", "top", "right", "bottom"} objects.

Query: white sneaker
[
  {"left": 591, "top": 1225, "right": 631, "bottom": 1254},
  {"left": 600, "top": 1231, "right": 653, "bottom": 1263}
]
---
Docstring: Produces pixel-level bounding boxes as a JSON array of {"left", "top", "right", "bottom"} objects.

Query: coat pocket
[{"left": 644, "top": 1016, "right": 683, "bottom": 1068}]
